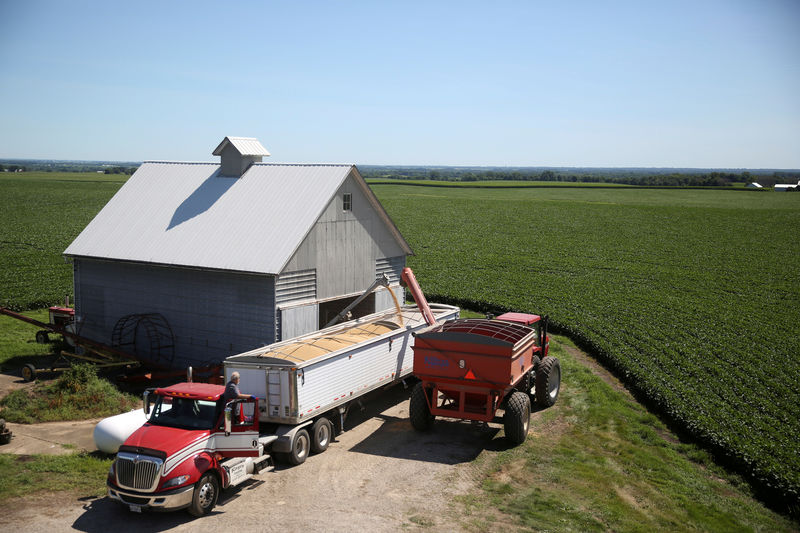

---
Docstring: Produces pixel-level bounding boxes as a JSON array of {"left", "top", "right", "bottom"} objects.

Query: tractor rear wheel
[
  {"left": 409, "top": 382, "right": 435, "bottom": 431},
  {"left": 504, "top": 391, "right": 531, "bottom": 446},
  {"left": 535, "top": 356, "right": 561, "bottom": 407}
]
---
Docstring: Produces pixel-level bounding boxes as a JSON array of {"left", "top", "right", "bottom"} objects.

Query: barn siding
[
  {"left": 283, "top": 172, "right": 406, "bottom": 301},
  {"left": 73, "top": 258, "right": 276, "bottom": 366}
]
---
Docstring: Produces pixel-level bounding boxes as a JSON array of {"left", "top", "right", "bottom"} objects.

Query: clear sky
[{"left": 1, "top": 0, "right": 798, "bottom": 168}]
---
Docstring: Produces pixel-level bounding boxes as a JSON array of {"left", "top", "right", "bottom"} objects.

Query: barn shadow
[{"left": 167, "top": 169, "right": 235, "bottom": 229}]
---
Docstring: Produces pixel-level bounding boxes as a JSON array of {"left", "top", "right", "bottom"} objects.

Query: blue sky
[{"left": 1, "top": 0, "right": 798, "bottom": 168}]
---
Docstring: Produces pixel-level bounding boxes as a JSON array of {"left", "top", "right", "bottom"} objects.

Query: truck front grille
[{"left": 115, "top": 452, "right": 163, "bottom": 491}]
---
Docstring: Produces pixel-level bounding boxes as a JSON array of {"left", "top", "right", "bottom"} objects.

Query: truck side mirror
[
  {"left": 224, "top": 407, "right": 232, "bottom": 436},
  {"left": 143, "top": 390, "right": 151, "bottom": 416}
]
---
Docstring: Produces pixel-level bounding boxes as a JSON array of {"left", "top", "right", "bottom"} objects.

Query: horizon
[{"left": 1, "top": 1, "right": 798, "bottom": 168}]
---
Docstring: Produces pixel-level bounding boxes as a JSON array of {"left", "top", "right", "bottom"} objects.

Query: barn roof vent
[{"left": 213, "top": 136, "right": 271, "bottom": 177}]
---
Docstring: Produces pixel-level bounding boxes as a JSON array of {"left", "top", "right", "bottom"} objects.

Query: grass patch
[
  {"left": 458, "top": 338, "right": 797, "bottom": 532},
  {"left": 0, "top": 452, "right": 111, "bottom": 501},
  {"left": 0, "top": 363, "right": 138, "bottom": 423},
  {"left": 0, "top": 309, "right": 54, "bottom": 370}
]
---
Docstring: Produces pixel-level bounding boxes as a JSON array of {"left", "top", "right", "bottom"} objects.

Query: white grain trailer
[{"left": 223, "top": 302, "right": 459, "bottom": 464}]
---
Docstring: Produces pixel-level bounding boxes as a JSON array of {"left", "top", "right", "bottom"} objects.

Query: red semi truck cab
[{"left": 106, "top": 382, "right": 274, "bottom": 516}]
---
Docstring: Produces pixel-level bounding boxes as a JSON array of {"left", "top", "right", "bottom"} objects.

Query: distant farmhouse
[{"left": 64, "top": 137, "right": 412, "bottom": 368}]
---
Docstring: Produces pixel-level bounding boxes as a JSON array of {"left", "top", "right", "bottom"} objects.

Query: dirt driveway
[{"left": 0, "top": 382, "right": 510, "bottom": 532}]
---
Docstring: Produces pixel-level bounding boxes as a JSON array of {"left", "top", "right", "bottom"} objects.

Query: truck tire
[
  {"left": 188, "top": 472, "right": 219, "bottom": 517},
  {"left": 535, "top": 356, "right": 561, "bottom": 408},
  {"left": 21, "top": 363, "right": 36, "bottom": 383},
  {"left": 409, "top": 382, "right": 435, "bottom": 431},
  {"left": 310, "top": 417, "right": 333, "bottom": 454},
  {"left": 288, "top": 428, "right": 310, "bottom": 465},
  {"left": 503, "top": 391, "right": 531, "bottom": 446}
]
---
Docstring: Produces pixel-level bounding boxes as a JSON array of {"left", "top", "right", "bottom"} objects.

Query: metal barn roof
[
  {"left": 212, "top": 136, "right": 271, "bottom": 157},
  {"left": 64, "top": 161, "right": 408, "bottom": 274}
]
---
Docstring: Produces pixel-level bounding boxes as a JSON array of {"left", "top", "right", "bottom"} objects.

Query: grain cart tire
[
  {"left": 188, "top": 472, "right": 219, "bottom": 517},
  {"left": 535, "top": 356, "right": 561, "bottom": 408},
  {"left": 21, "top": 363, "right": 36, "bottom": 382},
  {"left": 310, "top": 417, "right": 333, "bottom": 454},
  {"left": 409, "top": 382, "right": 435, "bottom": 431},
  {"left": 504, "top": 391, "right": 531, "bottom": 446},
  {"left": 288, "top": 428, "right": 311, "bottom": 466}
]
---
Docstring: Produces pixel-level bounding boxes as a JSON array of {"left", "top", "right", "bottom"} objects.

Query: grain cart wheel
[
  {"left": 288, "top": 428, "right": 311, "bottom": 465},
  {"left": 409, "top": 382, "right": 435, "bottom": 431},
  {"left": 311, "top": 417, "right": 333, "bottom": 454},
  {"left": 535, "top": 356, "right": 561, "bottom": 408},
  {"left": 21, "top": 363, "right": 36, "bottom": 383},
  {"left": 504, "top": 391, "right": 531, "bottom": 446},
  {"left": 188, "top": 472, "right": 219, "bottom": 517}
]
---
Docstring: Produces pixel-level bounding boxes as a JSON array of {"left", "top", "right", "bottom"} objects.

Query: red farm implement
[{"left": 408, "top": 312, "right": 561, "bottom": 445}]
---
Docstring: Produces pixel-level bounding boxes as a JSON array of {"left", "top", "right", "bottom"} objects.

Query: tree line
[{"left": 361, "top": 166, "right": 800, "bottom": 187}]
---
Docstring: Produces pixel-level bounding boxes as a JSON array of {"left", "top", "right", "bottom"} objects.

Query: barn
[{"left": 63, "top": 137, "right": 412, "bottom": 368}]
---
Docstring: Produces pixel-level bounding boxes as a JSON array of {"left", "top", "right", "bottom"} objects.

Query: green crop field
[
  {"left": 0, "top": 173, "right": 127, "bottom": 310},
  {"left": 373, "top": 184, "right": 800, "bottom": 509}
]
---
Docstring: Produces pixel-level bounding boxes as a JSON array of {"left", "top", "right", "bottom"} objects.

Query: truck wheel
[
  {"left": 503, "top": 391, "right": 531, "bottom": 446},
  {"left": 21, "top": 363, "right": 36, "bottom": 383},
  {"left": 288, "top": 428, "right": 310, "bottom": 465},
  {"left": 188, "top": 473, "right": 219, "bottom": 517},
  {"left": 535, "top": 356, "right": 561, "bottom": 408},
  {"left": 310, "top": 417, "right": 333, "bottom": 454},
  {"left": 409, "top": 382, "right": 435, "bottom": 431}
]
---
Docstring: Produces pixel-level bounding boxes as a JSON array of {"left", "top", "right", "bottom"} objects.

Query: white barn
[{"left": 64, "top": 137, "right": 412, "bottom": 368}]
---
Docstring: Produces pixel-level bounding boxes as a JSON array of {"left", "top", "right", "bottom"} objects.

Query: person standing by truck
[{"left": 224, "top": 371, "right": 254, "bottom": 401}]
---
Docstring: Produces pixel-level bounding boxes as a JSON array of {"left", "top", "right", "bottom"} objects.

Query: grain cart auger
[{"left": 408, "top": 311, "right": 561, "bottom": 446}]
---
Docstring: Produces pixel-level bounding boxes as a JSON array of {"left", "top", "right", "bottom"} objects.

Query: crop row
[{"left": 375, "top": 184, "right": 800, "bottom": 508}]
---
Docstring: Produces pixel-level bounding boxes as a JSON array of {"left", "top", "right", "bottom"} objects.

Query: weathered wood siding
[{"left": 73, "top": 258, "right": 276, "bottom": 366}]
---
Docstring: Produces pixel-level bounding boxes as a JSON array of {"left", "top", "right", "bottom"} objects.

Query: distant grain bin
[{"left": 64, "top": 136, "right": 412, "bottom": 368}]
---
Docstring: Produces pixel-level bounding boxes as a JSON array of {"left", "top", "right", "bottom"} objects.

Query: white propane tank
[{"left": 93, "top": 409, "right": 147, "bottom": 454}]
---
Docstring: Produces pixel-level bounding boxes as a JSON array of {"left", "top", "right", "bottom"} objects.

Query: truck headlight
[{"left": 162, "top": 475, "right": 190, "bottom": 489}]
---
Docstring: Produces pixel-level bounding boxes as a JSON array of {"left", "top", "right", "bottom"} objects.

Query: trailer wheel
[
  {"left": 188, "top": 472, "right": 219, "bottom": 517},
  {"left": 288, "top": 428, "right": 310, "bottom": 465},
  {"left": 535, "top": 356, "right": 561, "bottom": 408},
  {"left": 21, "top": 363, "right": 36, "bottom": 383},
  {"left": 311, "top": 417, "right": 333, "bottom": 454},
  {"left": 504, "top": 391, "right": 531, "bottom": 446},
  {"left": 409, "top": 382, "right": 435, "bottom": 431}
]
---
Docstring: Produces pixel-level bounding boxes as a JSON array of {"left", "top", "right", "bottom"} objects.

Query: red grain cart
[{"left": 409, "top": 313, "right": 561, "bottom": 445}]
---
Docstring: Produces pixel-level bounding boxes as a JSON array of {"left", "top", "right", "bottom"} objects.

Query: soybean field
[
  {"left": 373, "top": 184, "right": 800, "bottom": 508},
  {"left": 0, "top": 173, "right": 127, "bottom": 310}
]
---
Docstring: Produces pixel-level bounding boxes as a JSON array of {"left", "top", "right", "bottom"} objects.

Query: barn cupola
[{"left": 213, "top": 136, "right": 271, "bottom": 177}]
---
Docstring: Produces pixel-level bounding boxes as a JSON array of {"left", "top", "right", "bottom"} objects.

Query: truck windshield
[{"left": 149, "top": 396, "right": 219, "bottom": 430}]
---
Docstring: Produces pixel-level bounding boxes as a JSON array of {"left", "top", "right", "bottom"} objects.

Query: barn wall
[
  {"left": 283, "top": 172, "right": 406, "bottom": 300},
  {"left": 73, "top": 258, "right": 276, "bottom": 367}
]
